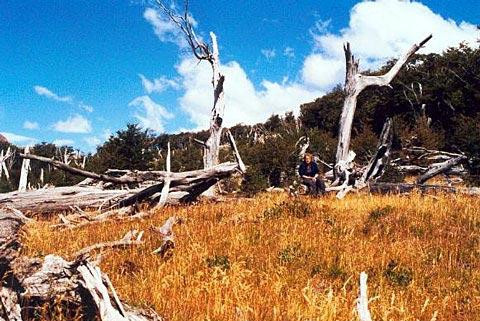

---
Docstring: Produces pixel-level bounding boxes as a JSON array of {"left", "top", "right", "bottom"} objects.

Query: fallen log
[
  {"left": 0, "top": 162, "right": 242, "bottom": 214},
  {"left": 0, "top": 211, "right": 162, "bottom": 320},
  {"left": 369, "top": 182, "right": 480, "bottom": 195},
  {"left": 20, "top": 153, "right": 141, "bottom": 184},
  {"left": 416, "top": 156, "right": 467, "bottom": 184}
]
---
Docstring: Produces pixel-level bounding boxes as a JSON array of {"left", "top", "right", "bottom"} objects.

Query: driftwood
[{"left": 0, "top": 211, "right": 162, "bottom": 320}]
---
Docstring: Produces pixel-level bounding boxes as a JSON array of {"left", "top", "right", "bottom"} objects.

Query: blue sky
[{"left": 0, "top": 0, "right": 478, "bottom": 152}]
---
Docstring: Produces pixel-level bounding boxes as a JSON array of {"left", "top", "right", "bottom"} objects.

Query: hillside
[{"left": 22, "top": 192, "right": 480, "bottom": 321}]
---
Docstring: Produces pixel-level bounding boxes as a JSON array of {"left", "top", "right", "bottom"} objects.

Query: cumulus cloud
[
  {"left": 53, "top": 114, "right": 92, "bottom": 133},
  {"left": 34, "top": 85, "right": 72, "bottom": 103},
  {"left": 0, "top": 132, "right": 36, "bottom": 146},
  {"left": 144, "top": 8, "right": 322, "bottom": 131},
  {"left": 53, "top": 139, "right": 74, "bottom": 146},
  {"left": 261, "top": 49, "right": 276, "bottom": 60},
  {"left": 129, "top": 95, "right": 174, "bottom": 133},
  {"left": 176, "top": 58, "right": 322, "bottom": 130},
  {"left": 303, "top": 0, "right": 479, "bottom": 90},
  {"left": 23, "top": 120, "right": 39, "bottom": 130},
  {"left": 139, "top": 74, "right": 180, "bottom": 94}
]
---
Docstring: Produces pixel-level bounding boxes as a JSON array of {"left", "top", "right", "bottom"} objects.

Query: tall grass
[{"left": 22, "top": 192, "right": 480, "bottom": 320}]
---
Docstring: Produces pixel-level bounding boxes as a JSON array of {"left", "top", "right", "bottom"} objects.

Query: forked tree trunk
[{"left": 334, "top": 35, "right": 432, "bottom": 181}]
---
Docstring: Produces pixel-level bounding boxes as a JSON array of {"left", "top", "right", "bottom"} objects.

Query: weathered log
[
  {"left": 416, "top": 156, "right": 467, "bottom": 184},
  {"left": 0, "top": 212, "right": 162, "bottom": 320},
  {"left": 20, "top": 153, "right": 141, "bottom": 184},
  {"left": 0, "top": 162, "right": 242, "bottom": 214},
  {"left": 334, "top": 35, "right": 432, "bottom": 180},
  {"left": 369, "top": 182, "right": 480, "bottom": 195}
]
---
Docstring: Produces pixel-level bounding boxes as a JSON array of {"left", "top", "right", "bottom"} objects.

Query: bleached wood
[
  {"left": 227, "top": 130, "right": 246, "bottom": 173},
  {"left": 74, "top": 229, "right": 144, "bottom": 257},
  {"left": 0, "top": 286, "right": 22, "bottom": 321},
  {"left": 0, "top": 212, "right": 162, "bottom": 320},
  {"left": 416, "top": 156, "right": 467, "bottom": 184},
  {"left": 18, "top": 146, "right": 30, "bottom": 192},
  {"left": 20, "top": 153, "right": 141, "bottom": 184},
  {"left": 151, "top": 216, "right": 180, "bottom": 258},
  {"left": 356, "top": 272, "right": 373, "bottom": 321},
  {"left": 0, "top": 162, "right": 242, "bottom": 214},
  {"left": 157, "top": 142, "right": 171, "bottom": 208},
  {"left": 335, "top": 35, "right": 432, "bottom": 180}
]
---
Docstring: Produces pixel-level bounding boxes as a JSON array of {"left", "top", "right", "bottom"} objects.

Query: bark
[{"left": 334, "top": 35, "right": 432, "bottom": 180}]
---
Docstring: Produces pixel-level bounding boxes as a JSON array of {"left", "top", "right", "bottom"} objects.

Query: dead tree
[
  {"left": 334, "top": 35, "right": 432, "bottom": 185},
  {"left": 0, "top": 210, "right": 162, "bottom": 320},
  {"left": 154, "top": 0, "right": 226, "bottom": 194}
]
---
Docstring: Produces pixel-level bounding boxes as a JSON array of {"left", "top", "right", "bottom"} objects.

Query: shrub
[
  {"left": 384, "top": 260, "right": 413, "bottom": 287},
  {"left": 206, "top": 255, "right": 230, "bottom": 271}
]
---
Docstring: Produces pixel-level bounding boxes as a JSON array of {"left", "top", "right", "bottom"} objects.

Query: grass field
[{"left": 22, "top": 192, "right": 480, "bottom": 321}]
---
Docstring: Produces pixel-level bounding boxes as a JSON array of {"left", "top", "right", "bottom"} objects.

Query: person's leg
[
  {"left": 316, "top": 177, "right": 326, "bottom": 195},
  {"left": 302, "top": 178, "right": 316, "bottom": 195}
]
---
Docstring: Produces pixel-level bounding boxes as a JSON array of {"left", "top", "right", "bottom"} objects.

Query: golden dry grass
[{"left": 22, "top": 192, "right": 480, "bottom": 321}]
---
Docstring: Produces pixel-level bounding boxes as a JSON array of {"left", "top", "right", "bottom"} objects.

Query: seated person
[{"left": 299, "top": 153, "right": 326, "bottom": 195}]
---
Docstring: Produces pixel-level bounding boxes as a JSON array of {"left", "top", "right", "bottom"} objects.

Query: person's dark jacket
[{"left": 299, "top": 161, "right": 319, "bottom": 178}]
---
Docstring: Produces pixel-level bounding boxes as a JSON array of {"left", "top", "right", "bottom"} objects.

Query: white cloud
[
  {"left": 143, "top": 7, "right": 322, "bottom": 131},
  {"left": 23, "top": 120, "right": 39, "bottom": 130},
  {"left": 303, "top": 0, "right": 479, "bottom": 91},
  {"left": 53, "top": 114, "right": 92, "bottom": 133},
  {"left": 176, "top": 58, "right": 322, "bottom": 130},
  {"left": 261, "top": 48, "right": 276, "bottom": 60},
  {"left": 34, "top": 85, "right": 72, "bottom": 103},
  {"left": 52, "top": 139, "right": 74, "bottom": 146},
  {"left": 0, "top": 132, "right": 36, "bottom": 146},
  {"left": 143, "top": 8, "right": 197, "bottom": 48},
  {"left": 128, "top": 95, "right": 174, "bottom": 133},
  {"left": 139, "top": 74, "right": 180, "bottom": 94},
  {"left": 284, "top": 47, "right": 295, "bottom": 58},
  {"left": 143, "top": 0, "right": 477, "bottom": 132},
  {"left": 34, "top": 85, "right": 94, "bottom": 112}
]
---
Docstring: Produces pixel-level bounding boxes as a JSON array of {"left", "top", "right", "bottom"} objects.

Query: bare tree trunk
[
  {"left": 334, "top": 35, "right": 432, "bottom": 181},
  {"left": 204, "top": 32, "right": 225, "bottom": 171}
]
